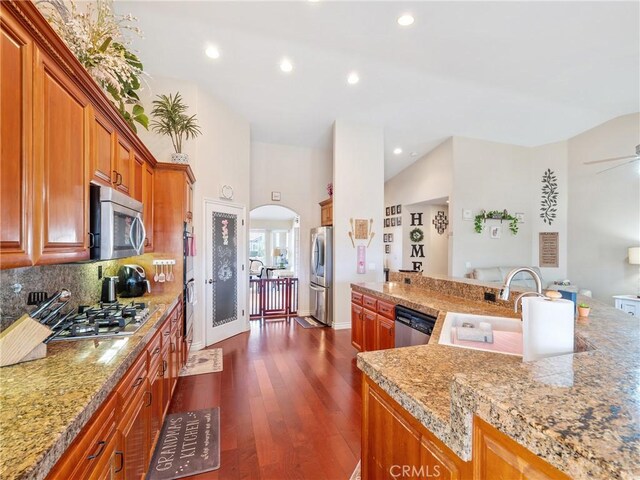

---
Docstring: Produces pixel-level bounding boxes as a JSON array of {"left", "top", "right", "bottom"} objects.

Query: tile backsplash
[{"left": 0, "top": 254, "right": 159, "bottom": 331}]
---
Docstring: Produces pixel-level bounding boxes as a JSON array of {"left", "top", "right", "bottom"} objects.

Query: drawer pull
[
  {"left": 171, "top": 342, "right": 176, "bottom": 353},
  {"left": 152, "top": 346, "right": 160, "bottom": 356},
  {"left": 114, "top": 451, "right": 124, "bottom": 473},
  {"left": 164, "top": 330, "right": 170, "bottom": 336},
  {"left": 145, "top": 391, "right": 152, "bottom": 407},
  {"left": 132, "top": 377, "right": 143, "bottom": 389},
  {"left": 87, "top": 440, "right": 105, "bottom": 460},
  {"left": 161, "top": 360, "right": 167, "bottom": 377}
]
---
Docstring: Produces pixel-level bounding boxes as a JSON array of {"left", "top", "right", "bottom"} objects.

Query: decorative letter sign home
[{"left": 408, "top": 213, "right": 425, "bottom": 272}]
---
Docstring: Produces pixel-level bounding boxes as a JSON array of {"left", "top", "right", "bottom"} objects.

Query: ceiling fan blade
[
  {"left": 584, "top": 154, "right": 638, "bottom": 165},
  {"left": 596, "top": 158, "right": 640, "bottom": 174}
]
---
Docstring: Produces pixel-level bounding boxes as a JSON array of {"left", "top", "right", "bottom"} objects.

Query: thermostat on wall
[{"left": 220, "top": 185, "right": 234, "bottom": 200}]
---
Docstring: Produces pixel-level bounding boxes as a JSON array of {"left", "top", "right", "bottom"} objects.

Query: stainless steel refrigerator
[{"left": 310, "top": 226, "right": 333, "bottom": 326}]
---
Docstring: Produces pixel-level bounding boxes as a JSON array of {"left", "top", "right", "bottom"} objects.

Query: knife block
[{"left": 0, "top": 315, "right": 51, "bottom": 367}]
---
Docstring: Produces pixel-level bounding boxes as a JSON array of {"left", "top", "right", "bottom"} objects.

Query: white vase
[{"left": 171, "top": 152, "right": 189, "bottom": 164}]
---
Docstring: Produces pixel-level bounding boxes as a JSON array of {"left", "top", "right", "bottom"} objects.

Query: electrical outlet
[
  {"left": 98, "top": 265, "right": 103, "bottom": 280},
  {"left": 484, "top": 292, "right": 496, "bottom": 302},
  {"left": 404, "top": 277, "right": 411, "bottom": 285}
]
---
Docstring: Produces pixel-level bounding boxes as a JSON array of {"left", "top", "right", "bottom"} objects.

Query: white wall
[
  {"left": 529, "top": 141, "right": 569, "bottom": 282},
  {"left": 384, "top": 139, "right": 453, "bottom": 272},
  {"left": 333, "top": 120, "right": 384, "bottom": 328},
  {"left": 567, "top": 113, "right": 640, "bottom": 302},
  {"left": 250, "top": 142, "right": 332, "bottom": 316},
  {"left": 450, "top": 137, "right": 534, "bottom": 277},
  {"left": 138, "top": 76, "right": 251, "bottom": 350}
]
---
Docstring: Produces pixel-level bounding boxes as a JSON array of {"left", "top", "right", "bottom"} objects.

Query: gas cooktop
[{"left": 47, "top": 301, "right": 158, "bottom": 342}]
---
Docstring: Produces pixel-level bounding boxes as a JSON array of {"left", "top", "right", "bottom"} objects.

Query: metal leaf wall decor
[
  {"left": 540, "top": 168, "right": 558, "bottom": 225},
  {"left": 432, "top": 211, "right": 449, "bottom": 235}
]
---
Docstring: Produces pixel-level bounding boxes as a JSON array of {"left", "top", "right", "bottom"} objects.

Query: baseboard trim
[
  {"left": 189, "top": 341, "right": 204, "bottom": 351},
  {"left": 297, "top": 310, "right": 311, "bottom": 318},
  {"left": 332, "top": 321, "right": 351, "bottom": 330}
]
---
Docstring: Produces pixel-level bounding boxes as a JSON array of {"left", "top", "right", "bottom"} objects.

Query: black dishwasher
[{"left": 395, "top": 305, "right": 437, "bottom": 347}]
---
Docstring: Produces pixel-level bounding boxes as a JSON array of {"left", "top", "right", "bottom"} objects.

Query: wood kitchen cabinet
[
  {"left": 115, "top": 136, "right": 133, "bottom": 196},
  {"left": 90, "top": 109, "right": 116, "bottom": 187},
  {"left": 2, "top": 1, "right": 164, "bottom": 271},
  {"left": 33, "top": 48, "right": 91, "bottom": 265},
  {"left": 351, "top": 291, "right": 396, "bottom": 352},
  {"left": 46, "top": 393, "right": 117, "bottom": 479},
  {"left": 319, "top": 197, "right": 333, "bottom": 226},
  {"left": 0, "top": 9, "right": 33, "bottom": 269},
  {"left": 473, "top": 416, "right": 570, "bottom": 480},
  {"left": 116, "top": 382, "right": 150, "bottom": 480},
  {"left": 362, "top": 375, "right": 472, "bottom": 480}
]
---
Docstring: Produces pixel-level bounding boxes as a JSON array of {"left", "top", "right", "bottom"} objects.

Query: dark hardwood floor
[{"left": 168, "top": 319, "right": 362, "bottom": 480}]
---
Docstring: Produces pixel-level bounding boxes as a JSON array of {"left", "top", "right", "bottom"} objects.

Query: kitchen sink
[
  {"left": 438, "top": 312, "right": 595, "bottom": 358},
  {"left": 438, "top": 312, "right": 523, "bottom": 356}
]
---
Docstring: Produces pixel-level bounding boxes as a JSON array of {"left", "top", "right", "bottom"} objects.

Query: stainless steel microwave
[{"left": 90, "top": 185, "right": 146, "bottom": 260}]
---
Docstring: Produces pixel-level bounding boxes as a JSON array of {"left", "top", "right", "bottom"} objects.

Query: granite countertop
[
  {"left": 0, "top": 288, "right": 183, "bottom": 480},
  {"left": 354, "top": 282, "right": 640, "bottom": 480}
]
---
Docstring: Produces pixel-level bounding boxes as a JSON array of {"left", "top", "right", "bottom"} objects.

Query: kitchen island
[
  {"left": 354, "top": 279, "right": 639, "bottom": 480},
  {"left": 0, "top": 288, "right": 184, "bottom": 480}
]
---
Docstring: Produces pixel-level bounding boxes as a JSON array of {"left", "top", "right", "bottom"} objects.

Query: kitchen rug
[
  {"left": 349, "top": 460, "right": 361, "bottom": 480},
  {"left": 147, "top": 408, "right": 220, "bottom": 480},
  {"left": 294, "top": 316, "right": 326, "bottom": 329},
  {"left": 180, "top": 348, "right": 223, "bottom": 377}
]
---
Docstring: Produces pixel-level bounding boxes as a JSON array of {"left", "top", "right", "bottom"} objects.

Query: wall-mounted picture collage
[{"left": 384, "top": 204, "right": 402, "bottom": 230}]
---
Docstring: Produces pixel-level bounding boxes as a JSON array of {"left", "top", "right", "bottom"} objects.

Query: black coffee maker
[{"left": 117, "top": 264, "right": 151, "bottom": 298}]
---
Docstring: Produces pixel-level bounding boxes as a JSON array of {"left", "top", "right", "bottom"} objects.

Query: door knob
[{"left": 207, "top": 279, "right": 216, "bottom": 284}]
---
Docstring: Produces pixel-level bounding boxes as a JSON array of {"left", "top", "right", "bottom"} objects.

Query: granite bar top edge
[{"left": 1, "top": 290, "right": 182, "bottom": 480}]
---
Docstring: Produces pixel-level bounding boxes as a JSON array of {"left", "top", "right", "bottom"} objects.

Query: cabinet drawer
[
  {"left": 377, "top": 300, "right": 395, "bottom": 320},
  {"left": 117, "top": 351, "right": 147, "bottom": 415},
  {"left": 147, "top": 331, "right": 162, "bottom": 369},
  {"left": 351, "top": 291, "right": 363, "bottom": 305},
  {"left": 363, "top": 295, "right": 377, "bottom": 310},
  {"left": 46, "top": 393, "right": 117, "bottom": 479}
]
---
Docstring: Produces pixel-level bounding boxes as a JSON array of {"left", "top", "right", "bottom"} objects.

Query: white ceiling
[
  {"left": 117, "top": 1, "right": 640, "bottom": 180},
  {"left": 250, "top": 205, "right": 298, "bottom": 221}
]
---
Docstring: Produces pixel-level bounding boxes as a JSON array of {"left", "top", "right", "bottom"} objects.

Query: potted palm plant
[{"left": 150, "top": 92, "right": 202, "bottom": 163}]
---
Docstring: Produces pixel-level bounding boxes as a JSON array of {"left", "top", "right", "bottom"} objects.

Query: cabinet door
[
  {"left": 0, "top": 11, "right": 33, "bottom": 269},
  {"left": 376, "top": 315, "right": 395, "bottom": 350},
  {"left": 351, "top": 303, "right": 363, "bottom": 351},
  {"left": 115, "top": 136, "right": 132, "bottom": 195},
  {"left": 149, "top": 362, "right": 163, "bottom": 448},
  {"left": 161, "top": 346, "right": 171, "bottom": 416},
  {"left": 184, "top": 181, "right": 194, "bottom": 224},
  {"left": 473, "top": 416, "right": 570, "bottom": 480},
  {"left": 142, "top": 162, "right": 154, "bottom": 251},
  {"left": 90, "top": 110, "right": 116, "bottom": 187},
  {"left": 116, "top": 386, "right": 150, "bottom": 480},
  {"left": 362, "top": 379, "right": 422, "bottom": 480},
  {"left": 132, "top": 154, "right": 143, "bottom": 202},
  {"left": 420, "top": 435, "right": 464, "bottom": 480},
  {"left": 33, "top": 49, "right": 90, "bottom": 264},
  {"left": 363, "top": 309, "right": 377, "bottom": 352}
]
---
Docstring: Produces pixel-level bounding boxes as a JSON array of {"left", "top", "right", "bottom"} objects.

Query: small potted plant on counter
[
  {"left": 150, "top": 92, "right": 202, "bottom": 163},
  {"left": 577, "top": 303, "right": 591, "bottom": 318}
]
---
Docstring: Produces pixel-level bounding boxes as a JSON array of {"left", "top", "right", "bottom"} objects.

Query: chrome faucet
[{"left": 499, "top": 267, "right": 543, "bottom": 304}]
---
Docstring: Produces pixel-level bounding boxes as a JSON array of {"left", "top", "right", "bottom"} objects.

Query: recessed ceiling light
[
  {"left": 280, "top": 58, "right": 293, "bottom": 73},
  {"left": 347, "top": 72, "right": 359, "bottom": 85},
  {"left": 393, "top": 147, "right": 403, "bottom": 155},
  {"left": 397, "top": 14, "right": 414, "bottom": 27},
  {"left": 205, "top": 45, "right": 220, "bottom": 59}
]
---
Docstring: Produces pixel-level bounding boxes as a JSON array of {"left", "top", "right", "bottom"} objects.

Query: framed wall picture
[
  {"left": 391, "top": 206, "right": 396, "bottom": 215},
  {"left": 388, "top": 233, "right": 394, "bottom": 242},
  {"left": 385, "top": 218, "right": 390, "bottom": 227},
  {"left": 490, "top": 226, "right": 502, "bottom": 239},
  {"left": 396, "top": 205, "right": 402, "bottom": 214},
  {"left": 515, "top": 212, "right": 525, "bottom": 223},
  {"left": 391, "top": 218, "right": 396, "bottom": 227},
  {"left": 385, "top": 245, "right": 390, "bottom": 254},
  {"left": 386, "top": 207, "right": 391, "bottom": 217},
  {"left": 397, "top": 217, "right": 402, "bottom": 226},
  {"left": 383, "top": 234, "right": 388, "bottom": 243},
  {"left": 271, "top": 191, "right": 281, "bottom": 201}
]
